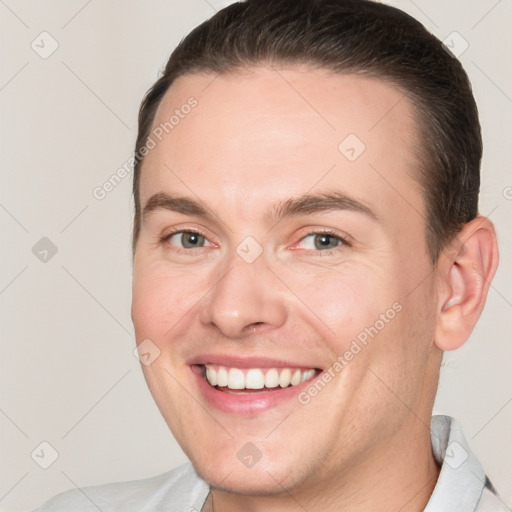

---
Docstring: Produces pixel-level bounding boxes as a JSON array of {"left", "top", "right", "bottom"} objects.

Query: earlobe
[{"left": 434, "top": 217, "right": 499, "bottom": 351}]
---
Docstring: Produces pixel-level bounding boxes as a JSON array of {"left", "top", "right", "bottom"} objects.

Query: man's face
[{"left": 131, "top": 66, "right": 440, "bottom": 495}]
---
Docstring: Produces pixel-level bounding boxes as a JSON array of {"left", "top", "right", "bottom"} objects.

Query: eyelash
[
  {"left": 295, "top": 229, "right": 351, "bottom": 255},
  {"left": 160, "top": 228, "right": 351, "bottom": 256},
  {"left": 159, "top": 229, "right": 213, "bottom": 255}
]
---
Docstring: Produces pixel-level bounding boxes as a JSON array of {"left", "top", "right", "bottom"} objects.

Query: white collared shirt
[
  {"left": 33, "top": 415, "right": 510, "bottom": 511},
  {"left": 425, "top": 415, "right": 509, "bottom": 511}
]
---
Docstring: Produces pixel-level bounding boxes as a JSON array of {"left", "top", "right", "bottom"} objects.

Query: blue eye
[
  {"left": 300, "top": 233, "right": 341, "bottom": 250},
  {"left": 160, "top": 229, "right": 349, "bottom": 255},
  {"left": 295, "top": 231, "right": 348, "bottom": 253},
  {"left": 162, "top": 230, "right": 212, "bottom": 249},
  {"left": 173, "top": 231, "right": 205, "bottom": 248}
]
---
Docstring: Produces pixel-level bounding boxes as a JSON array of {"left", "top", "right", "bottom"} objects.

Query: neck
[{"left": 204, "top": 418, "right": 440, "bottom": 512}]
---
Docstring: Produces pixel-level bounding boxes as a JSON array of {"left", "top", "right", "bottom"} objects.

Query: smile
[
  {"left": 201, "top": 364, "right": 318, "bottom": 392},
  {"left": 189, "top": 361, "right": 323, "bottom": 415}
]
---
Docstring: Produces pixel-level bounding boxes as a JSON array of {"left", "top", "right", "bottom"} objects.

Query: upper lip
[{"left": 187, "top": 353, "right": 322, "bottom": 370}]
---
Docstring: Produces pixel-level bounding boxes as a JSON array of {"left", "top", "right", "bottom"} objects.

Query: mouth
[
  {"left": 190, "top": 361, "right": 323, "bottom": 415},
  {"left": 199, "top": 364, "right": 321, "bottom": 394}
]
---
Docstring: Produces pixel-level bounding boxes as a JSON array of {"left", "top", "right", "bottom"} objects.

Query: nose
[{"left": 198, "top": 250, "right": 287, "bottom": 339}]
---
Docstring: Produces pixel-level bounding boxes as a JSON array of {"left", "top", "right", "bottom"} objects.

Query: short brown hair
[{"left": 132, "top": 0, "right": 482, "bottom": 263}]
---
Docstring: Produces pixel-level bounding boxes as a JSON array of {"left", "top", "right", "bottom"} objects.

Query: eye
[
  {"left": 161, "top": 230, "right": 214, "bottom": 250},
  {"left": 295, "top": 231, "right": 349, "bottom": 252},
  {"left": 159, "top": 229, "right": 348, "bottom": 254}
]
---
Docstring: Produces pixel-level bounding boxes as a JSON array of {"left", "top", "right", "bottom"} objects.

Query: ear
[{"left": 434, "top": 216, "right": 499, "bottom": 351}]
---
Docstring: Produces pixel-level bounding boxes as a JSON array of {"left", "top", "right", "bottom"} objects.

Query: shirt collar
[{"left": 424, "top": 415, "right": 486, "bottom": 511}]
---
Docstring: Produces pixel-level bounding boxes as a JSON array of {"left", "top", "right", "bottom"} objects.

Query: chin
[
  {"left": 190, "top": 451, "right": 310, "bottom": 496},
  {"left": 197, "top": 465, "right": 294, "bottom": 496}
]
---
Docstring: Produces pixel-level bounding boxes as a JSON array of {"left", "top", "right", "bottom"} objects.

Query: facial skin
[{"left": 131, "top": 66, "right": 498, "bottom": 511}]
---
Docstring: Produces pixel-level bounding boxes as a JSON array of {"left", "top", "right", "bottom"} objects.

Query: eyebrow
[{"left": 141, "top": 191, "right": 379, "bottom": 225}]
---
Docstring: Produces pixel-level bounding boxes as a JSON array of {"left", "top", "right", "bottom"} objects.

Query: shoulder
[{"left": 31, "top": 462, "right": 210, "bottom": 512}]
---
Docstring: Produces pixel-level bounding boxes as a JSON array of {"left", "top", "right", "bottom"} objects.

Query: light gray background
[{"left": 1, "top": 1, "right": 511, "bottom": 510}]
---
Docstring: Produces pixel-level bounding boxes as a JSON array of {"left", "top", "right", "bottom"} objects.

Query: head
[{"left": 130, "top": 0, "right": 498, "bottom": 502}]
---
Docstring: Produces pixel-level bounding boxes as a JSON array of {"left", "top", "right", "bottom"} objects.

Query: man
[{"left": 34, "top": 0, "right": 509, "bottom": 510}]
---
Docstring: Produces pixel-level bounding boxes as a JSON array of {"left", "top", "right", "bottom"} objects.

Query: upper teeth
[{"left": 204, "top": 365, "right": 317, "bottom": 390}]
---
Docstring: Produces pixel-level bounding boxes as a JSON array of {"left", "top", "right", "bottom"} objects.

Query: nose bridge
[{"left": 199, "top": 245, "right": 287, "bottom": 337}]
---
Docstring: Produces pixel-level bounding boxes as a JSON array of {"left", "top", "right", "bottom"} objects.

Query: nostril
[{"left": 246, "top": 322, "right": 264, "bottom": 333}]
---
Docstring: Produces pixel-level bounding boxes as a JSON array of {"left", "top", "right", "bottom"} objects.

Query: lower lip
[{"left": 191, "top": 365, "right": 320, "bottom": 416}]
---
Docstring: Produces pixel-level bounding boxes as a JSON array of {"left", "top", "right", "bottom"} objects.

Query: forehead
[{"left": 139, "top": 66, "right": 424, "bottom": 228}]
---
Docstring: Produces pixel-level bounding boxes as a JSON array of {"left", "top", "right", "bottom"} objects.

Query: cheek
[
  {"left": 131, "top": 271, "right": 164, "bottom": 337},
  {"left": 131, "top": 262, "right": 205, "bottom": 337},
  {"left": 291, "top": 263, "right": 392, "bottom": 350}
]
